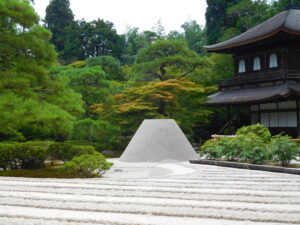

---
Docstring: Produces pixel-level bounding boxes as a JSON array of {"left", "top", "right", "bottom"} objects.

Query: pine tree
[
  {"left": 44, "top": 0, "right": 75, "bottom": 62},
  {"left": 0, "top": 0, "right": 84, "bottom": 141}
]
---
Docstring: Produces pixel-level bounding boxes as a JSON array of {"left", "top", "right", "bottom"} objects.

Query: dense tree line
[{"left": 0, "top": 0, "right": 294, "bottom": 151}]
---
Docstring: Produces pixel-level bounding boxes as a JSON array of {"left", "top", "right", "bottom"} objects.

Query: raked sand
[{"left": 0, "top": 159, "right": 300, "bottom": 225}]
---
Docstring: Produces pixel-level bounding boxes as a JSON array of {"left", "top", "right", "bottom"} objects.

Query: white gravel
[{"left": 0, "top": 159, "right": 300, "bottom": 225}]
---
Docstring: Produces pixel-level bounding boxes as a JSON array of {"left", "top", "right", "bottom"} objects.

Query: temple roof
[
  {"left": 204, "top": 84, "right": 300, "bottom": 106},
  {"left": 204, "top": 8, "right": 300, "bottom": 53}
]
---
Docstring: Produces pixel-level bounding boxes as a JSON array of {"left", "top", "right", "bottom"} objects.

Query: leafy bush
[
  {"left": 268, "top": 134, "right": 300, "bottom": 167},
  {"left": 201, "top": 137, "right": 241, "bottom": 161},
  {"left": 218, "top": 137, "right": 242, "bottom": 161},
  {"left": 69, "top": 146, "right": 96, "bottom": 158},
  {"left": 201, "top": 126, "right": 270, "bottom": 164},
  {"left": 49, "top": 143, "right": 96, "bottom": 162},
  {"left": 18, "top": 142, "right": 50, "bottom": 169},
  {"left": 48, "top": 142, "right": 73, "bottom": 163},
  {"left": 0, "top": 143, "right": 15, "bottom": 170},
  {"left": 236, "top": 123, "right": 271, "bottom": 142},
  {"left": 0, "top": 141, "right": 52, "bottom": 170},
  {"left": 63, "top": 152, "right": 113, "bottom": 178},
  {"left": 201, "top": 139, "right": 222, "bottom": 159},
  {"left": 238, "top": 134, "right": 270, "bottom": 164}
]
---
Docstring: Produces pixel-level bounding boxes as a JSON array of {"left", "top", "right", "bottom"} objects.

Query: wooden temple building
[{"left": 204, "top": 6, "right": 300, "bottom": 137}]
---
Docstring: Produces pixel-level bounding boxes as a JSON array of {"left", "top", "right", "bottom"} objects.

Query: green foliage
[
  {"left": 133, "top": 39, "right": 203, "bottom": 81},
  {"left": 201, "top": 124, "right": 273, "bottom": 163},
  {"left": 49, "top": 142, "right": 95, "bottom": 162},
  {"left": 69, "top": 119, "right": 121, "bottom": 151},
  {"left": 0, "top": 143, "right": 14, "bottom": 171},
  {"left": 122, "top": 28, "right": 158, "bottom": 64},
  {"left": 268, "top": 134, "right": 300, "bottom": 167},
  {"left": 206, "top": 0, "right": 273, "bottom": 44},
  {"left": 78, "top": 19, "right": 124, "bottom": 60},
  {"left": 0, "top": 141, "right": 54, "bottom": 170},
  {"left": 50, "top": 65, "right": 127, "bottom": 115},
  {"left": 236, "top": 123, "right": 272, "bottom": 143},
  {"left": 18, "top": 143, "right": 49, "bottom": 169},
  {"left": 191, "top": 54, "right": 234, "bottom": 86},
  {"left": 218, "top": 137, "right": 242, "bottom": 161},
  {"left": 205, "top": 0, "right": 242, "bottom": 44},
  {"left": 238, "top": 134, "right": 269, "bottom": 164},
  {"left": 48, "top": 142, "right": 73, "bottom": 162},
  {"left": 226, "top": 0, "right": 271, "bottom": 34},
  {"left": 201, "top": 139, "right": 222, "bottom": 159},
  {"left": 63, "top": 152, "right": 113, "bottom": 178},
  {"left": 0, "top": 0, "right": 84, "bottom": 141},
  {"left": 44, "top": 0, "right": 75, "bottom": 63},
  {"left": 201, "top": 134, "right": 269, "bottom": 164},
  {"left": 70, "top": 145, "right": 96, "bottom": 156},
  {"left": 181, "top": 20, "right": 207, "bottom": 54},
  {"left": 271, "top": 0, "right": 300, "bottom": 14},
  {"left": 201, "top": 124, "right": 300, "bottom": 165},
  {"left": 86, "top": 56, "right": 124, "bottom": 81}
]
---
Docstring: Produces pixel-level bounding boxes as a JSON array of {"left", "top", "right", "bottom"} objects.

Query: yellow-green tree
[{"left": 92, "top": 79, "right": 214, "bottom": 140}]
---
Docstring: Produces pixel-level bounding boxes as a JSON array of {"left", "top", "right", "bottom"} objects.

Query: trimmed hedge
[
  {"left": 0, "top": 141, "right": 106, "bottom": 171},
  {"left": 0, "top": 141, "right": 53, "bottom": 170}
]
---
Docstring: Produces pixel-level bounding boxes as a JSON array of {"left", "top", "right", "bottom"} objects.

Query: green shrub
[
  {"left": 0, "top": 143, "right": 15, "bottom": 170},
  {"left": 218, "top": 137, "right": 242, "bottom": 161},
  {"left": 236, "top": 124, "right": 271, "bottom": 142},
  {"left": 49, "top": 143, "right": 96, "bottom": 162},
  {"left": 201, "top": 137, "right": 241, "bottom": 161},
  {"left": 201, "top": 139, "right": 222, "bottom": 159},
  {"left": 48, "top": 142, "right": 73, "bottom": 163},
  {"left": 268, "top": 134, "right": 300, "bottom": 167},
  {"left": 65, "top": 140, "right": 104, "bottom": 152},
  {"left": 63, "top": 152, "right": 113, "bottom": 178},
  {"left": 69, "top": 146, "right": 96, "bottom": 158},
  {"left": 238, "top": 134, "right": 270, "bottom": 164},
  {"left": 201, "top": 133, "right": 269, "bottom": 164},
  {"left": 18, "top": 142, "right": 49, "bottom": 169}
]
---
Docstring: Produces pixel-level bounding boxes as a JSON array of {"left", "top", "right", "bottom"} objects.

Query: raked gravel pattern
[{"left": 0, "top": 160, "right": 300, "bottom": 225}]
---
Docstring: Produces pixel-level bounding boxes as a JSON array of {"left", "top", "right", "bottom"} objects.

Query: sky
[{"left": 33, "top": 0, "right": 207, "bottom": 34}]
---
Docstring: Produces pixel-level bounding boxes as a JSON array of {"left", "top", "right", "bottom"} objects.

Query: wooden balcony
[{"left": 220, "top": 70, "right": 300, "bottom": 88}]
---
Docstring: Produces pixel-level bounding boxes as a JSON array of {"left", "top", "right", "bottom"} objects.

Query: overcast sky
[{"left": 33, "top": 0, "right": 207, "bottom": 34}]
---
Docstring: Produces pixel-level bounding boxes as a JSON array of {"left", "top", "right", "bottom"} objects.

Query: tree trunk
[{"left": 158, "top": 100, "right": 167, "bottom": 116}]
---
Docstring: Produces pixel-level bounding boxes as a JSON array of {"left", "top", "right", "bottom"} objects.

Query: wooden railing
[{"left": 219, "top": 70, "right": 300, "bottom": 87}]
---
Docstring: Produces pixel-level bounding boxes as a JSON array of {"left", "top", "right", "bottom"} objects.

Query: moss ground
[{"left": 0, "top": 163, "right": 100, "bottom": 178}]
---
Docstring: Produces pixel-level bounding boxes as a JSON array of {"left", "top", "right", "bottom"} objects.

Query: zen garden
[{"left": 0, "top": 0, "right": 300, "bottom": 224}]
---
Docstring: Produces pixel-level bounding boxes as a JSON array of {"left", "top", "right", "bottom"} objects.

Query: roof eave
[{"left": 204, "top": 28, "right": 300, "bottom": 53}]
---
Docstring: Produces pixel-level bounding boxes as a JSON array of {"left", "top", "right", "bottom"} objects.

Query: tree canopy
[
  {"left": 133, "top": 40, "right": 204, "bottom": 81},
  {"left": 0, "top": 0, "right": 83, "bottom": 141}
]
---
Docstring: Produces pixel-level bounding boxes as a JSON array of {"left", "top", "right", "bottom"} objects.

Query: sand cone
[{"left": 120, "top": 119, "right": 198, "bottom": 162}]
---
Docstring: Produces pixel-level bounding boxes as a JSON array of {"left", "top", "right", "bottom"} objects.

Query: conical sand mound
[{"left": 120, "top": 119, "right": 198, "bottom": 162}]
